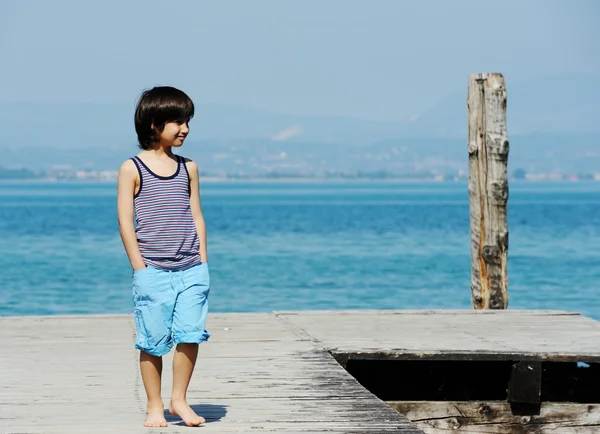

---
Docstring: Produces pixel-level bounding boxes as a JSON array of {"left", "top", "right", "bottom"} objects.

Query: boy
[{"left": 117, "top": 86, "right": 210, "bottom": 428}]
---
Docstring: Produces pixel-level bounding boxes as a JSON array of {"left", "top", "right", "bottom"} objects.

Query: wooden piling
[{"left": 467, "top": 73, "right": 509, "bottom": 309}]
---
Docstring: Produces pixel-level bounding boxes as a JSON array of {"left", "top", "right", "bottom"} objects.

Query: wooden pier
[{"left": 2, "top": 310, "right": 600, "bottom": 433}]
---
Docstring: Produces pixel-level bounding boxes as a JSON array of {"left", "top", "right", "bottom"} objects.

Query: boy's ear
[{"left": 150, "top": 123, "right": 161, "bottom": 143}]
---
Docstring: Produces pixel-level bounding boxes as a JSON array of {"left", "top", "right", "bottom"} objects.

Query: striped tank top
[{"left": 131, "top": 155, "right": 202, "bottom": 270}]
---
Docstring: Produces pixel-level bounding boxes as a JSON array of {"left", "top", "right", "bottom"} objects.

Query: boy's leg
[
  {"left": 132, "top": 267, "right": 176, "bottom": 427},
  {"left": 169, "top": 263, "right": 211, "bottom": 426},
  {"left": 170, "top": 343, "right": 204, "bottom": 426},
  {"left": 140, "top": 352, "right": 167, "bottom": 428}
]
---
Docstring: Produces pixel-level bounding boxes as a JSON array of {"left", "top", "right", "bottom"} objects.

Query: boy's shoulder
[
  {"left": 118, "top": 157, "right": 138, "bottom": 175},
  {"left": 180, "top": 156, "right": 197, "bottom": 168}
]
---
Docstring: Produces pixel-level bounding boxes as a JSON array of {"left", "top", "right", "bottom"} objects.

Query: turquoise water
[{"left": 1, "top": 181, "right": 599, "bottom": 318}]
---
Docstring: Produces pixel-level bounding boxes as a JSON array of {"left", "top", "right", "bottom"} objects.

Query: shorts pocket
[
  {"left": 195, "top": 263, "right": 210, "bottom": 287},
  {"left": 133, "top": 308, "right": 149, "bottom": 348},
  {"left": 133, "top": 291, "right": 151, "bottom": 306},
  {"left": 133, "top": 267, "right": 154, "bottom": 306},
  {"left": 133, "top": 266, "right": 150, "bottom": 275}
]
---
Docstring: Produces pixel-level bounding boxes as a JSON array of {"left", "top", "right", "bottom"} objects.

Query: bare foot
[
  {"left": 144, "top": 402, "right": 168, "bottom": 428},
  {"left": 169, "top": 399, "right": 205, "bottom": 426}
]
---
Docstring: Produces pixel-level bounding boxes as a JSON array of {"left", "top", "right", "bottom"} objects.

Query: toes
[{"left": 144, "top": 418, "right": 167, "bottom": 428}]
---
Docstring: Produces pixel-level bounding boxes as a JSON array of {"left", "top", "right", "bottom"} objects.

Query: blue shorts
[{"left": 132, "top": 263, "right": 211, "bottom": 357}]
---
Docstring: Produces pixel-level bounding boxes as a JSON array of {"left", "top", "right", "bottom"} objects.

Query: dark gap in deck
[{"left": 332, "top": 353, "right": 600, "bottom": 404}]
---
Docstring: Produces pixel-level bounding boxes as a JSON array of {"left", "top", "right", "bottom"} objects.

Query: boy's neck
[{"left": 147, "top": 144, "right": 174, "bottom": 158}]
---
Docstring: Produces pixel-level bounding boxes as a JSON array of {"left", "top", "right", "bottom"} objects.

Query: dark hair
[{"left": 134, "top": 86, "right": 195, "bottom": 149}]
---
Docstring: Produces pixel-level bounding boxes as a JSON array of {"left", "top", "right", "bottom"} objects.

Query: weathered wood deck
[{"left": 1, "top": 310, "right": 600, "bottom": 433}]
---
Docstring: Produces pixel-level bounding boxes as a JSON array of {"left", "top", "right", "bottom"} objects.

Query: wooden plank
[
  {"left": 276, "top": 310, "right": 600, "bottom": 362},
  {"left": 0, "top": 313, "right": 423, "bottom": 433},
  {"left": 276, "top": 309, "right": 580, "bottom": 316},
  {"left": 390, "top": 401, "right": 600, "bottom": 433}
]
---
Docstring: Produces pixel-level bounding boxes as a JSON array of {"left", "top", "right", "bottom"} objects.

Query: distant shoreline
[
  {"left": 0, "top": 177, "right": 598, "bottom": 185},
  {"left": 0, "top": 177, "right": 456, "bottom": 184}
]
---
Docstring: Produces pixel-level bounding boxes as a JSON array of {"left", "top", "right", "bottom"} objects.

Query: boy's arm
[
  {"left": 117, "top": 160, "right": 146, "bottom": 270},
  {"left": 187, "top": 159, "right": 208, "bottom": 263}
]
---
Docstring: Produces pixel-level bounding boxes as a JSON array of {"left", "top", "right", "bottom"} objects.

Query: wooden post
[{"left": 467, "top": 73, "right": 509, "bottom": 309}]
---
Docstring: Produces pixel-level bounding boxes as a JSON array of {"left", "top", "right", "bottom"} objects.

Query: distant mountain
[
  {"left": 3, "top": 133, "right": 598, "bottom": 175},
  {"left": 403, "top": 74, "right": 600, "bottom": 137},
  {"left": 0, "top": 102, "right": 135, "bottom": 151},
  {"left": 1, "top": 73, "right": 598, "bottom": 150},
  {"left": 0, "top": 73, "right": 598, "bottom": 173},
  {"left": 0, "top": 102, "right": 406, "bottom": 150},
  {"left": 196, "top": 104, "right": 407, "bottom": 144}
]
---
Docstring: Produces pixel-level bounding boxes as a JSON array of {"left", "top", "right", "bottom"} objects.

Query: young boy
[{"left": 117, "top": 86, "right": 210, "bottom": 428}]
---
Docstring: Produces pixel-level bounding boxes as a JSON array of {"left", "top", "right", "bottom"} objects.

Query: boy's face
[{"left": 158, "top": 119, "right": 190, "bottom": 147}]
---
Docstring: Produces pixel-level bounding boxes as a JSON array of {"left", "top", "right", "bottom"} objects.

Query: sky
[{"left": 0, "top": 0, "right": 598, "bottom": 122}]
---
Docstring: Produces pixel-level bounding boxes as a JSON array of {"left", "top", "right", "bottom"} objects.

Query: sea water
[{"left": 1, "top": 181, "right": 599, "bottom": 319}]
